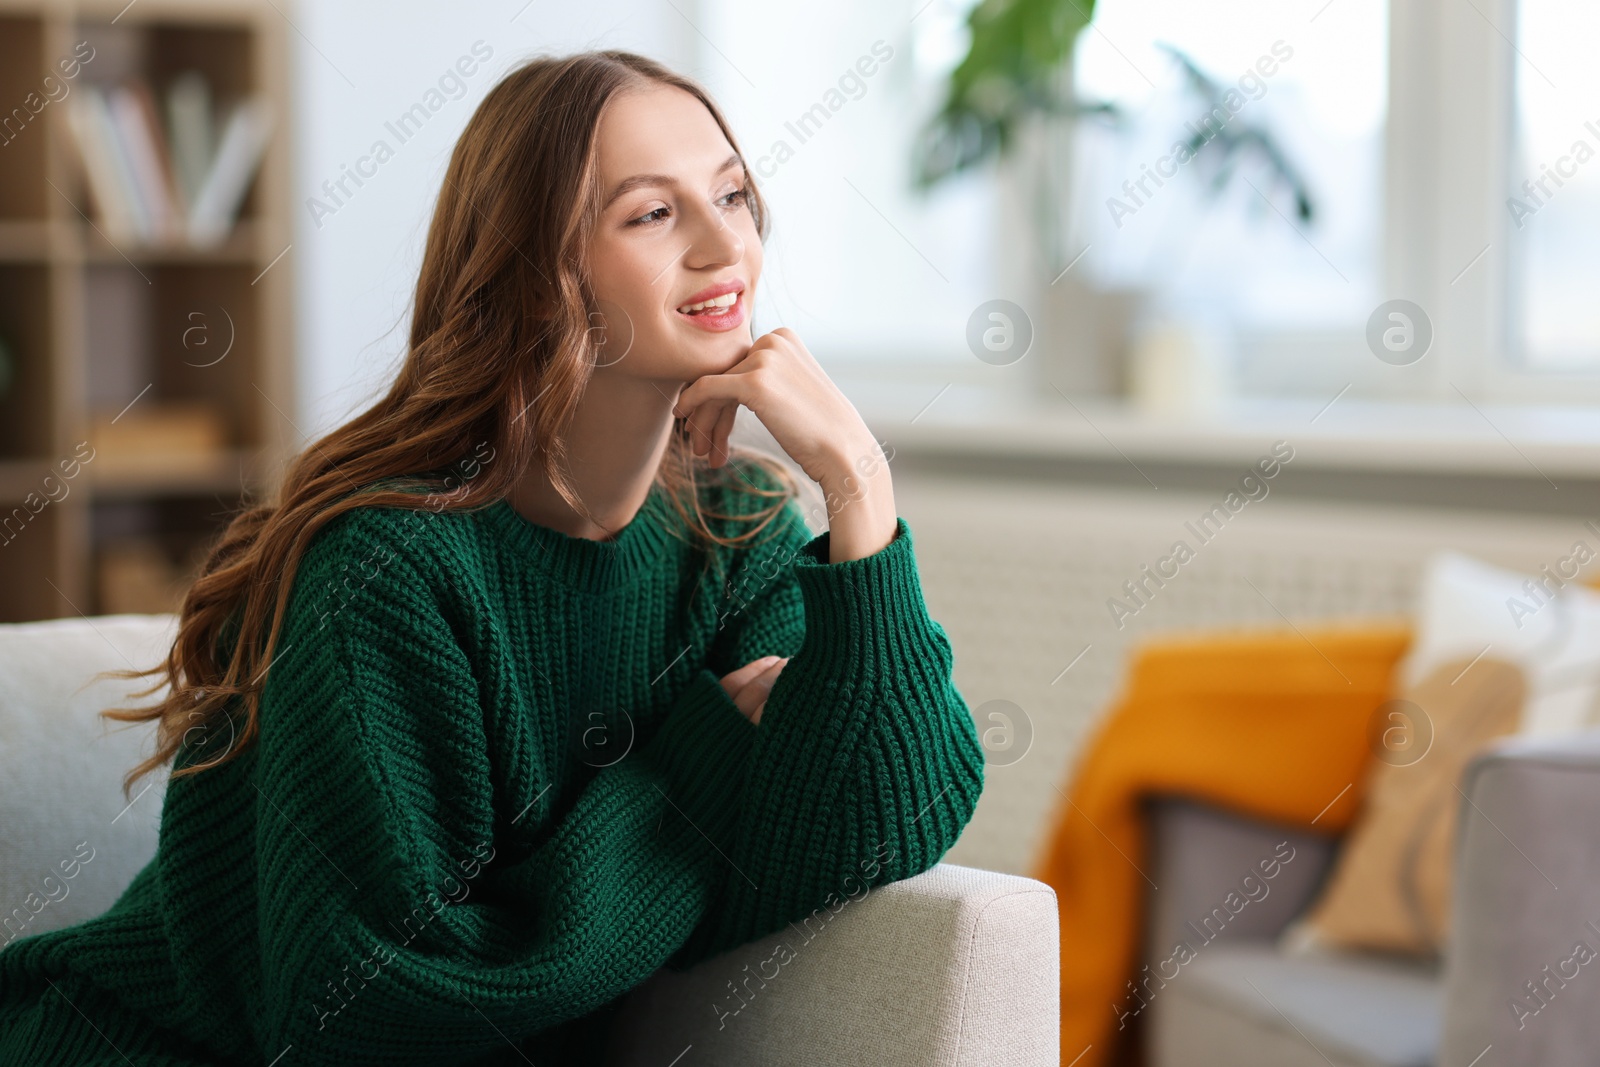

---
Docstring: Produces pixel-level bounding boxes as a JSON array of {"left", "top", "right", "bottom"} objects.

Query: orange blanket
[{"left": 1029, "top": 623, "right": 1413, "bottom": 1067}]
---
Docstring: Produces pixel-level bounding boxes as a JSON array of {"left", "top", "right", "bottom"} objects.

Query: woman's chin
[{"left": 684, "top": 335, "right": 752, "bottom": 374}]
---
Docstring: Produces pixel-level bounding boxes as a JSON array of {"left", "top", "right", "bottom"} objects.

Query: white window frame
[{"left": 1388, "top": 0, "right": 1600, "bottom": 404}]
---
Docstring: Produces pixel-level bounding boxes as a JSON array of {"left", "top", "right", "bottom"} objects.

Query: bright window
[
  {"left": 1510, "top": 0, "right": 1600, "bottom": 370},
  {"left": 1067, "top": 0, "right": 1388, "bottom": 393}
]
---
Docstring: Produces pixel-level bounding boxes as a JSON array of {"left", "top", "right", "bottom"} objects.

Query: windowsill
[{"left": 856, "top": 390, "right": 1600, "bottom": 480}]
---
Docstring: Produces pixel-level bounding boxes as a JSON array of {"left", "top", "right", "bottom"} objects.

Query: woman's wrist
[{"left": 817, "top": 440, "right": 897, "bottom": 563}]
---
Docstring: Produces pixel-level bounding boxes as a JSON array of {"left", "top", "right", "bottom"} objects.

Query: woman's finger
[
  {"left": 709, "top": 403, "right": 738, "bottom": 467},
  {"left": 719, "top": 655, "right": 781, "bottom": 700},
  {"left": 682, "top": 399, "right": 714, "bottom": 458},
  {"left": 674, "top": 369, "right": 765, "bottom": 422},
  {"left": 732, "top": 657, "right": 788, "bottom": 720},
  {"left": 702, "top": 400, "right": 734, "bottom": 460}
]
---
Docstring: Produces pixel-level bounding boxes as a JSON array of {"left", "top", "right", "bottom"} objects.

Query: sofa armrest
[
  {"left": 0, "top": 614, "right": 178, "bottom": 950},
  {"left": 1439, "top": 730, "right": 1600, "bottom": 1063},
  {"left": 601, "top": 863, "right": 1059, "bottom": 1067},
  {"left": 1143, "top": 795, "right": 1340, "bottom": 959}
]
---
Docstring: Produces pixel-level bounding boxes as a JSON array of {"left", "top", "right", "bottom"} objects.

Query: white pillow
[
  {"left": 0, "top": 613, "right": 175, "bottom": 943},
  {"left": 1401, "top": 551, "right": 1600, "bottom": 736}
]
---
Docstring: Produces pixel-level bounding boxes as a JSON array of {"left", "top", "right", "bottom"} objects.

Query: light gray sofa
[
  {"left": 0, "top": 613, "right": 1060, "bottom": 1066},
  {"left": 1141, "top": 732, "right": 1600, "bottom": 1066}
]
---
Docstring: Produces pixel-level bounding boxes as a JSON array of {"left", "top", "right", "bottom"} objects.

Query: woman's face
[{"left": 585, "top": 84, "right": 763, "bottom": 384}]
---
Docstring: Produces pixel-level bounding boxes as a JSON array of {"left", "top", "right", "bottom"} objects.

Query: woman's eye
[{"left": 627, "top": 188, "right": 747, "bottom": 227}]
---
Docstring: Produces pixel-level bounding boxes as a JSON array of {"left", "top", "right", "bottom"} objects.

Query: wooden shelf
[
  {"left": 87, "top": 446, "right": 266, "bottom": 497},
  {"left": 0, "top": 456, "right": 59, "bottom": 504},
  {"left": 0, "top": 220, "right": 55, "bottom": 262},
  {"left": 71, "top": 0, "right": 266, "bottom": 27},
  {"left": 0, "top": 221, "right": 265, "bottom": 264},
  {"left": 80, "top": 218, "right": 269, "bottom": 265},
  {"left": 0, "top": 449, "right": 265, "bottom": 509},
  {"left": 0, "top": 2, "right": 294, "bottom": 621}
]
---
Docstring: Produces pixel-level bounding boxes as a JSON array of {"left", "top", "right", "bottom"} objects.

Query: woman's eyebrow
[{"left": 603, "top": 152, "right": 744, "bottom": 210}]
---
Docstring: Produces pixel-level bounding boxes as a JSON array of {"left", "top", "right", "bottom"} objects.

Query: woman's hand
[
  {"left": 718, "top": 655, "right": 789, "bottom": 726},
  {"left": 673, "top": 327, "right": 897, "bottom": 563}
]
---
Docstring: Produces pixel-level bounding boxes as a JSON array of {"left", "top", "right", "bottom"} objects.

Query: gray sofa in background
[
  {"left": 1141, "top": 732, "right": 1600, "bottom": 1067},
  {"left": 0, "top": 613, "right": 1061, "bottom": 1067}
]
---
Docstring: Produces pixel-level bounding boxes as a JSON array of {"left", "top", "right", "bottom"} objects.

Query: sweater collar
[{"left": 480, "top": 483, "right": 677, "bottom": 592}]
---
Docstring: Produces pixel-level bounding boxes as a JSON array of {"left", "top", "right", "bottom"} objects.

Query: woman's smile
[{"left": 674, "top": 281, "right": 748, "bottom": 333}]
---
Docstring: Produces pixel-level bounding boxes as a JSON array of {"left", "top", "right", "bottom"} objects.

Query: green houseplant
[
  {"left": 912, "top": 0, "right": 1317, "bottom": 403},
  {"left": 912, "top": 1, "right": 1313, "bottom": 225},
  {"left": 911, "top": 0, "right": 1108, "bottom": 191}
]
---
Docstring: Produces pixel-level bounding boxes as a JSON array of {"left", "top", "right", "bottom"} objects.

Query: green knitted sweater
[{"left": 0, "top": 469, "right": 984, "bottom": 1065}]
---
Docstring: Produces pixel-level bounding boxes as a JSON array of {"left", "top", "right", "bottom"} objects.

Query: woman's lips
[{"left": 675, "top": 290, "right": 747, "bottom": 333}]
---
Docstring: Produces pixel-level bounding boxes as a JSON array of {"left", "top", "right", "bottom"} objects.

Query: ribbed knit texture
[{"left": 0, "top": 466, "right": 984, "bottom": 1065}]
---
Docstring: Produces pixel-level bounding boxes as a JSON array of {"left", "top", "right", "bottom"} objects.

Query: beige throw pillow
[{"left": 1289, "top": 655, "right": 1526, "bottom": 958}]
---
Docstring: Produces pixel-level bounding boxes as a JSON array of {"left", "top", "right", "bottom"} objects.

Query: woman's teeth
[{"left": 677, "top": 291, "right": 739, "bottom": 315}]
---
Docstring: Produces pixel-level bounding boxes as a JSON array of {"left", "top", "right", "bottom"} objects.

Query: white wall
[{"left": 289, "top": 0, "right": 695, "bottom": 437}]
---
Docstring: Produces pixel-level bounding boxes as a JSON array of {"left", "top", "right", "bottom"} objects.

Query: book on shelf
[
  {"left": 166, "top": 71, "right": 214, "bottom": 212},
  {"left": 190, "top": 96, "right": 274, "bottom": 246},
  {"left": 98, "top": 536, "right": 207, "bottom": 616},
  {"left": 65, "top": 74, "right": 274, "bottom": 249},
  {"left": 65, "top": 87, "right": 141, "bottom": 239},
  {"left": 88, "top": 402, "right": 230, "bottom": 472},
  {"left": 107, "top": 83, "right": 180, "bottom": 241}
]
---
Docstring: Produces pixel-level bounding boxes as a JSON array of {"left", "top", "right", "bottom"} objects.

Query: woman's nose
[{"left": 683, "top": 208, "right": 744, "bottom": 268}]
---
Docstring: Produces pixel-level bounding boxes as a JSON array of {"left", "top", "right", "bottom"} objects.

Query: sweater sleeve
[
  {"left": 251, "top": 509, "right": 758, "bottom": 1065},
  {"left": 675, "top": 495, "right": 986, "bottom": 969}
]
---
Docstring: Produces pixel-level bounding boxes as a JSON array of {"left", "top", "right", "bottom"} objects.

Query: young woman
[{"left": 0, "top": 50, "right": 984, "bottom": 1065}]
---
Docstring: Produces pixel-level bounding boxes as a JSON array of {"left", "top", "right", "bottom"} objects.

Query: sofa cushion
[
  {"left": 1399, "top": 550, "right": 1600, "bottom": 736},
  {"left": 1290, "top": 655, "right": 1525, "bottom": 957},
  {"left": 1149, "top": 942, "right": 1441, "bottom": 1067},
  {"left": 0, "top": 613, "right": 176, "bottom": 949}
]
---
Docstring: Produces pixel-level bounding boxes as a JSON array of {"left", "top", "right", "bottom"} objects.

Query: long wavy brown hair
[{"left": 98, "top": 50, "right": 799, "bottom": 801}]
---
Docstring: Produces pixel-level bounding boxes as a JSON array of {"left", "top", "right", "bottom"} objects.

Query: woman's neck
[{"left": 507, "top": 370, "right": 678, "bottom": 541}]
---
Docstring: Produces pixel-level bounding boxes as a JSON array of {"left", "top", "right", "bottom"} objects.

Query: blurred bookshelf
[{"left": 0, "top": 0, "right": 294, "bottom": 622}]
